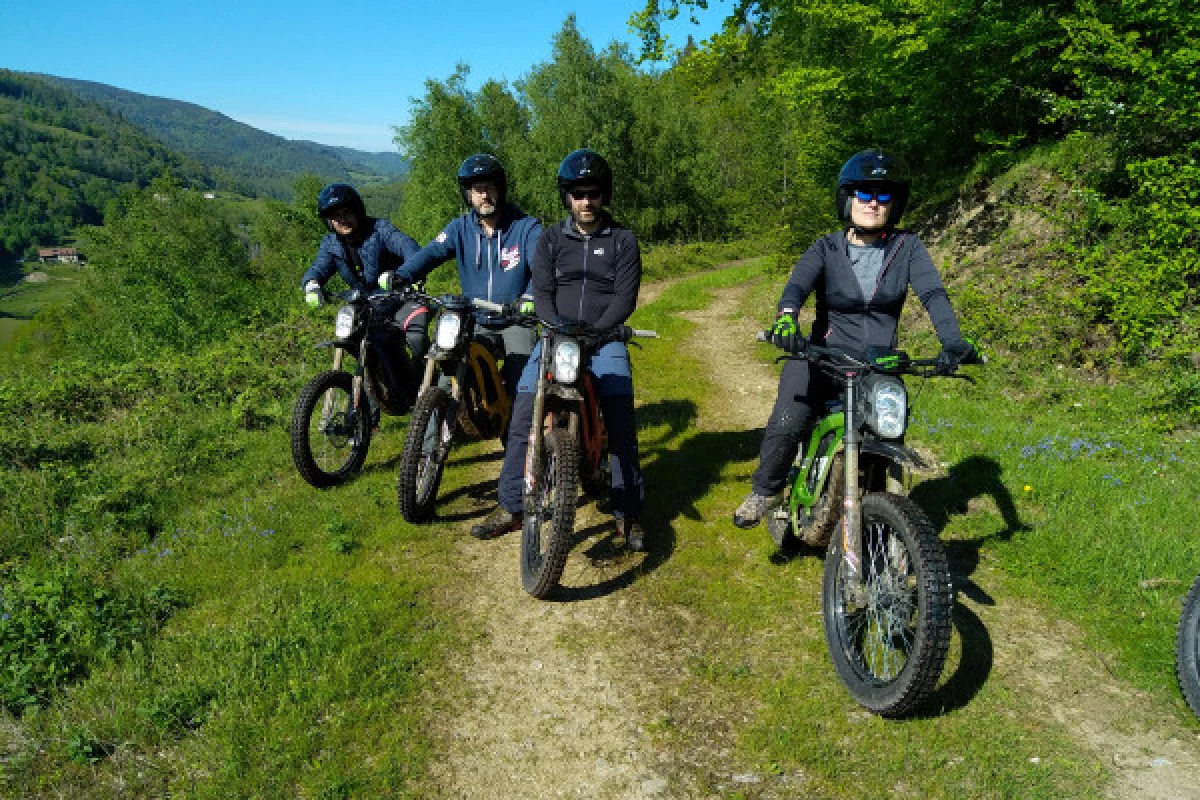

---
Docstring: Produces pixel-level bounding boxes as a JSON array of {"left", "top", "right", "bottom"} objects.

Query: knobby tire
[
  {"left": 821, "top": 492, "right": 952, "bottom": 717},
  {"left": 397, "top": 387, "right": 455, "bottom": 522},
  {"left": 1176, "top": 574, "right": 1200, "bottom": 720},
  {"left": 290, "top": 370, "right": 371, "bottom": 488},
  {"left": 521, "top": 429, "right": 578, "bottom": 599}
]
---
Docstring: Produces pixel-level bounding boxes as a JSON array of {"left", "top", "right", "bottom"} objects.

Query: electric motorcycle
[
  {"left": 396, "top": 296, "right": 533, "bottom": 522},
  {"left": 757, "top": 332, "right": 980, "bottom": 717},
  {"left": 521, "top": 320, "right": 656, "bottom": 599},
  {"left": 290, "top": 286, "right": 430, "bottom": 488}
]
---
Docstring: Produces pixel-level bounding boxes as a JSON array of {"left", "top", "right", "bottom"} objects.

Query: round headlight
[
  {"left": 334, "top": 305, "right": 358, "bottom": 339},
  {"left": 435, "top": 312, "right": 463, "bottom": 350},
  {"left": 869, "top": 380, "right": 908, "bottom": 439},
  {"left": 552, "top": 340, "right": 582, "bottom": 384}
]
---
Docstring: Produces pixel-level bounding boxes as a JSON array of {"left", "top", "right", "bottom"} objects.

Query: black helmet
[
  {"left": 317, "top": 183, "right": 366, "bottom": 229},
  {"left": 457, "top": 154, "right": 507, "bottom": 208},
  {"left": 835, "top": 149, "right": 910, "bottom": 227},
  {"left": 557, "top": 148, "right": 612, "bottom": 208}
]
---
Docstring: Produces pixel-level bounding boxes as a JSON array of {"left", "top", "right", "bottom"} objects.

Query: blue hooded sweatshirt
[
  {"left": 301, "top": 218, "right": 420, "bottom": 292},
  {"left": 397, "top": 205, "right": 540, "bottom": 325}
]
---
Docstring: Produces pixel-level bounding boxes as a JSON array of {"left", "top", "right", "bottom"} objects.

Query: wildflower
[{"left": 1023, "top": 485, "right": 1032, "bottom": 493}]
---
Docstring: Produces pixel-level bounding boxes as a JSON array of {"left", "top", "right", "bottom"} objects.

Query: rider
[
  {"left": 733, "top": 148, "right": 976, "bottom": 528},
  {"left": 301, "top": 182, "right": 431, "bottom": 358},
  {"left": 392, "top": 154, "right": 542, "bottom": 397},
  {"left": 471, "top": 149, "right": 647, "bottom": 551}
]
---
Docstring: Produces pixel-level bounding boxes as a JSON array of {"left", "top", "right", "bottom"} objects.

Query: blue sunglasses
[{"left": 854, "top": 189, "right": 893, "bottom": 203}]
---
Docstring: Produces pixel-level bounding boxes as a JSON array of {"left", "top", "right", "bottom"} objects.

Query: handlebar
[
  {"left": 471, "top": 297, "right": 505, "bottom": 314},
  {"left": 755, "top": 330, "right": 980, "bottom": 379}
]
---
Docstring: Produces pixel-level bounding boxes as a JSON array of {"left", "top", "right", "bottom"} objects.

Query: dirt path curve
[{"left": 426, "top": 267, "right": 1200, "bottom": 799}]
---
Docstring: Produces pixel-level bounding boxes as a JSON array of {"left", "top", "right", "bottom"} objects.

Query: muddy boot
[
  {"left": 732, "top": 492, "right": 782, "bottom": 529},
  {"left": 470, "top": 507, "right": 522, "bottom": 540},
  {"left": 616, "top": 517, "right": 646, "bottom": 552}
]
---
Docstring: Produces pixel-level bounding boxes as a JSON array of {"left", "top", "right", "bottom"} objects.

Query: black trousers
[{"left": 751, "top": 358, "right": 835, "bottom": 496}]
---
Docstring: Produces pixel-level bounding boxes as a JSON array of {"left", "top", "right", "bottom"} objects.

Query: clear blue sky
[{"left": 1, "top": 0, "right": 725, "bottom": 152}]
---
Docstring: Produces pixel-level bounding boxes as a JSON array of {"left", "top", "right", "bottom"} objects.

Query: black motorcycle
[{"left": 290, "top": 286, "right": 430, "bottom": 488}]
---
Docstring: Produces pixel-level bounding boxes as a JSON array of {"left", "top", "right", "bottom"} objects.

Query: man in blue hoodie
[{"left": 394, "top": 154, "right": 542, "bottom": 397}]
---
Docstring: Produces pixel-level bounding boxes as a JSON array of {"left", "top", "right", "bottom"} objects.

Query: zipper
[{"left": 578, "top": 233, "right": 590, "bottom": 321}]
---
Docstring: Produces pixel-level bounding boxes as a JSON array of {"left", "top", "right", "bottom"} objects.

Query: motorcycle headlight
[
  {"left": 334, "top": 305, "right": 358, "bottom": 339},
  {"left": 552, "top": 340, "right": 582, "bottom": 384},
  {"left": 867, "top": 379, "right": 908, "bottom": 439},
  {"left": 435, "top": 311, "right": 463, "bottom": 350}
]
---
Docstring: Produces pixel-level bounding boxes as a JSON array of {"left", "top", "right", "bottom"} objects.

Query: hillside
[
  {"left": 41, "top": 74, "right": 408, "bottom": 198},
  {"left": 0, "top": 70, "right": 217, "bottom": 260}
]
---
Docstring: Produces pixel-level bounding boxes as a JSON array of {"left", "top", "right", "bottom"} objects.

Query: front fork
[
  {"left": 321, "top": 347, "right": 348, "bottom": 425},
  {"left": 840, "top": 380, "right": 866, "bottom": 603}
]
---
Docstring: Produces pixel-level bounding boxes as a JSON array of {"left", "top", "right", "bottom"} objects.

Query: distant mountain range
[
  {"left": 0, "top": 70, "right": 410, "bottom": 260},
  {"left": 39, "top": 74, "right": 408, "bottom": 198}
]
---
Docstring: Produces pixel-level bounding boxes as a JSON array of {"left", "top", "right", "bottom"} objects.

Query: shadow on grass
[
  {"left": 0, "top": 261, "right": 24, "bottom": 288},
  {"left": 909, "top": 454, "right": 1028, "bottom": 604},
  {"left": 909, "top": 454, "right": 1027, "bottom": 715}
]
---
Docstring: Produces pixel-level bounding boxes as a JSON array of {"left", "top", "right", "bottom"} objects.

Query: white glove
[{"left": 304, "top": 280, "right": 324, "bottom": 308}]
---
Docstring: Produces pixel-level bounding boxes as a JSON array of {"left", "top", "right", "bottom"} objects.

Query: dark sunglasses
[
  {"left": 854, "top": 189, "right": 893, "bottom": 203},
  {"left": 568, "top": 188, "right": 604, "bottom": 201}
]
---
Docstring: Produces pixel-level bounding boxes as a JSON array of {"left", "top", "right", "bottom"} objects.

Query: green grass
[{"left": 0, "top": 263, "right": 82, "bottom": 349}]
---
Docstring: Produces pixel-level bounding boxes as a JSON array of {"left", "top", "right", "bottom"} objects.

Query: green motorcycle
[{"left": 757, "top": 333, "right": 981, "bottom": 717}]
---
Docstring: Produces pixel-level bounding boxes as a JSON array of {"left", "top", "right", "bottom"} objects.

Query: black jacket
[
  {"left": 532, "top": 215, "right": 641, "bottom": 330},
  {"left": 779, "top": 229, "right": 964, "bottom": 352}
]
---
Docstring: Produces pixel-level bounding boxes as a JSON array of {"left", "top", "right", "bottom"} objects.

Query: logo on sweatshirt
[
  {"left": 593, "top": 248, "right": 605, "bottom": 256},
  {"left": 501, "top": 245, "right": 521, "bottom": 270}
]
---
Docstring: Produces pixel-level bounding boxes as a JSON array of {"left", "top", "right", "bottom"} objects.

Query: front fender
[{"left": 860, "top": 439, "right": 928, "bottom": 470}]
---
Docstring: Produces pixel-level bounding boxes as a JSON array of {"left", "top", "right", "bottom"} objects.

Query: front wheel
[
  {"left": 290, "top": 370, "right": 372, "bottom": 488},
  {"left": 821, "top": 492, "right": 952, "bottom": 717},
  {"left": 397, "top": 387, "right": 456, "bottom": 522},
  {"left": 521, "top": 429, "right": 579, "bottom": 599},
  {"left": 1176, "top": 574, "right": 1200, "bottom": 720}
]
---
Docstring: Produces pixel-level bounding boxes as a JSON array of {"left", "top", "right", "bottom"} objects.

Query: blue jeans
[{"left": 496, "top": 340, "right": 643, "bottom": 518}]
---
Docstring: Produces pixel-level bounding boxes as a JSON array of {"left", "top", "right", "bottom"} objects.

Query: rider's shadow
[{"left": 908, "top": 454, "right": 1028, "bottom": 716}]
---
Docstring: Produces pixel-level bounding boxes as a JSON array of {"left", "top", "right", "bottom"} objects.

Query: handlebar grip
[
  {"left": 471, "top": 298, "right": 505, "bottom": 313},
  {"left": 630, "top": 329, "right": 657, "bottom": 339}
]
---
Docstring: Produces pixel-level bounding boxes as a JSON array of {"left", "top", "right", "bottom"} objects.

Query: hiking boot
[
  {"left": 470, "top": 507, "right": 522, "bottom": 540},
  {"left": 732, "top": 492, "right": 782, "bottom": 529},
  {"left": 616, "top": 517, "right": 646, "bottom": 552}
]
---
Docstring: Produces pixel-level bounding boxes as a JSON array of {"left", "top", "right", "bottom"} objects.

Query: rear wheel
[
  {"left": 397, "top": 387, "right": 456, "bottom": 522},
  {"left": 290, "top": 370, "right": 371, "bottom": 488},
  {"left": 1176, "top": 574, "right": 1200, "bottom": 720},
  {"left": 521, "top": 429, "right": 578, "bottom": 599},
  {"left": 821, "top": 492, "right": 952, "bottom": 717}
]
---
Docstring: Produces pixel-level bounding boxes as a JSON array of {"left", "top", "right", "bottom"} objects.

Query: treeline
[
  {"left": 398, "top": 4, "right": 1197, "bottom": 363},
  {"left": 0, "top": 71, "right": 216, "bottom": 260}
]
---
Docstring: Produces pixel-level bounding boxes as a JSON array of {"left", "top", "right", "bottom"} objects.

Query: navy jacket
[
  {"left": 532, "top": 214, "right": 641, "bottom": 331},
  {"left": 779, "top": 229, "right": 964, "bottom": 353},
  {"left": 301, "top": 218, "right": 419, "bottom": 292},
  {"left": 397, "top": 205, "right": 540, "bottom": 322}
]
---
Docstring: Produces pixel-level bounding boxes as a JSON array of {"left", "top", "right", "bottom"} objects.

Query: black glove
[
  {"left": 769, "top": 311, "right": 805, "bottom": 354},
  {"left": 936, "top": 339, "right": 977, "bottom": 373}
]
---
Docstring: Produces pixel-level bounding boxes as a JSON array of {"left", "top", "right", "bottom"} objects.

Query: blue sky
[{"left": 1, "top": 0, "right": 725, "bottom": 152}]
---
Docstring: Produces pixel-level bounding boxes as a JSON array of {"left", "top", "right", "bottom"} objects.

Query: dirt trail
[{"left": 427, "top": 269, "right": 1200, "bottom": 799}]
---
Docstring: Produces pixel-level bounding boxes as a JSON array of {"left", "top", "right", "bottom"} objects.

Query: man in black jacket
[
  {"left": 471, "top": 149, "right": 647, "bottom": 550},
  {"left": 733, "top": 149, "right": 976, "bottom": 528}
]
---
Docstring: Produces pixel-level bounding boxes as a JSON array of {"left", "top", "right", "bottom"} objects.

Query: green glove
[
  {"left": 519, "top": 300, "right": 535, "bottom": 315},
  {"left": 770, "top": 311, "right": 800, "bottom": 353},
  {"left": 378, "top": 271, "right": 395, "bottom": 291}
]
